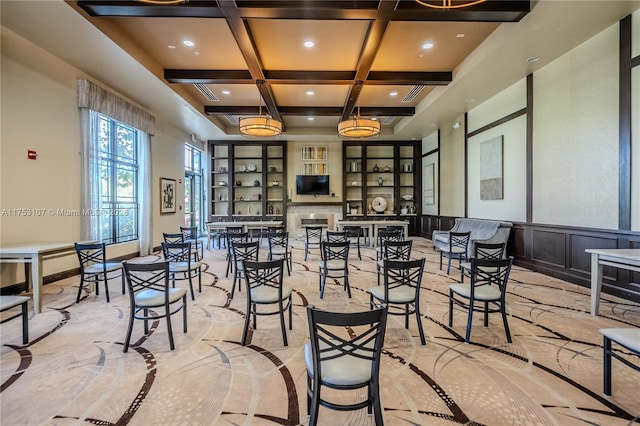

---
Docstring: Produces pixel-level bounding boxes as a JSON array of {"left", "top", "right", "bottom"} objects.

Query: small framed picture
[{"left": 160, "top": 177, "right": 176, "bottom": 214}]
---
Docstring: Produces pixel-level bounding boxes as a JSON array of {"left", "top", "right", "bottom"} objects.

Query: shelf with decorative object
[
  {"left": 341, "top": 140, "right": 420, "bottom": 235},
  {"left": 209, "top": 141, "right": 287, "bottom": 223}
]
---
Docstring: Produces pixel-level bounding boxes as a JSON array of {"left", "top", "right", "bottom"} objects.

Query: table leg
[
  {"left": 590, "top": 253, "right": 603, "bottom": 316},
  {"left": 32, "top": 255, "right": 43, "bottom": 314}
]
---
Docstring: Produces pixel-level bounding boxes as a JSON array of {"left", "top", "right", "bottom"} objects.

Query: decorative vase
[
  {"left": 383, "top": 165, "right": 391, "bottom": 172},
  {"left": 373, "top": 164, "right": 380, "bottom": 172},
  {"left": 269, "top": 205, "right": 273, "bottom": 215},
  {"left": 253, "top": 180, "right": 260, "bottom": 187},
  {"left": 378, "top": 177, "right": 383, "bottom": 186},
  {"left": 236, "top": 181, "right": 242, "bottom": 186}
]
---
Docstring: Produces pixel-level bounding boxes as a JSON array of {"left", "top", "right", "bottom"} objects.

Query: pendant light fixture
[
  {"left": 239, "top": 85, "right": 283, "bottom": 138},
  {"left": 337, "top": 106, "right": 381, "bottom": 139},
  {"left": 415, "top": 0, "right": 486, "bottom": 9}
]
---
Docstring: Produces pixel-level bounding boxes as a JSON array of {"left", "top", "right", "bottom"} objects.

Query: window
[
  {"left": 95, "top": 112, "right": 139, "bottom": 244},
  {"left": 184, "top": 144, "right": 203, "bottom": 230}
]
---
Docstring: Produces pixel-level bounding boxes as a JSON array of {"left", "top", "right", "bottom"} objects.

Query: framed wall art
[
  {"left": 480, "top": 135, "right": 504, "bottom": 200},
  {"left": 160, "top": 177, "right": 176, "bottom": 214}
]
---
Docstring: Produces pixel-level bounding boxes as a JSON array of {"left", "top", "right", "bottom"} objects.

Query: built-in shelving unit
[
  {"left": 209, "top": 141, "right": 287, "bottom": 223},
  {"left": 342, "top": 140, "right": 420, "bottom": 235}
]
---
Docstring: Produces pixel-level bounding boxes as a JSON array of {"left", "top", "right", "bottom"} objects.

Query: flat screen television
[{"left": 296, "top": 175, "right": 330, "bottom": 195}]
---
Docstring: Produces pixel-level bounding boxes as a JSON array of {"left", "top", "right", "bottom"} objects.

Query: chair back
[
  {"left": 226, "top": 231, "right": 249, "bottom": 253},
  {"left": 226, "top": 226, "right": 244, "bottom": 234},
  {"left": 123, "top": 261, "right": 171, "bottom": 300},
  {"left": 326, "top": 230, "right": 347, "bottom": 242},
  {"left": 163, "top": 232, "right": 184, "bottom": 244},
  {"left": 449, "top": 231, "right": 470, "bottom": 253},
  {"left": 384, "top": 225, "right": 405, "bottom": 239},
  {"left": 243, "top": 259, "right": 284, "bottom": 294},
  {"left": 342, "top": 225, "right": 362, "bottom": 241},
  {"left": 473, "top": 242, "right": 505, "bottom": 260},
  {"left": 161, "top": 242, "right": 192, "bottom": 262},
  {"left": 267, "top": 226, "right": 286, "bottom": 236},
  {"left": 306, "top": 226, "right": 323, "bottom": 243},
  {"left": 382, "top": 239, "right": 412, "bottom": 260},
  {"left": 180, "top": 226, "right": 198, "bottom": 240},
  {"left": 470, "top": 257, "right": 513, "bottom": 299},
  {"left": 383, "top": 258, "right": 425, "bottom": 301},
  {"left": 268, "top": 231, "right": 289, "bottom": 251},
  {"left": 377, "top": 229, "right": 402, "bottom": 247},
  {"left": 321, "top": 240, "right": 349, "bottom": 266},
  {"left": 306, "top": 304, "right": 388, "bottom": 385},
  {"left": 231, "top": 240, "right": 260, "bottom": 266},
  {"left": 74, "top": 242, "right": 107, "bottom": 271}
]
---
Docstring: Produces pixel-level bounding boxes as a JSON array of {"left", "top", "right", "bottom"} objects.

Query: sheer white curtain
[
  {"left": 80, "top": 109, "right": 102, "bottom": 241},
  {"left": 138, "top": 132, "right": 153, "bottom": 255}
]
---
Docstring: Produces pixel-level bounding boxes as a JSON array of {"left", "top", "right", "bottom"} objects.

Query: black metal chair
[
  {"left": 318, "top": 241, "right": 350, "bottom": 299},
  {"left": 439, "top": 231, "right": 470, "bottom": 274},
  {"left": 242, "top": 259, "right": 292, "bottom": 347},
  {"left": 225, "top": 231, "right": 249, "bottom": 277},
  {"left": 305, "top": 305, "right": 388, "bottom": 426},
  {"left": 180, "top": 226, "right": 204, "bottom": 260},
  {"left": 376, "top": 239, "right": 413, "bottom": 286},
  {"left": 370, "top": 258, "right": 426, "bottom": 345},
  {"left": 0, "top": 295, "right": 30, "bottom": 344},
  {"left": 448, "top": 257, "right": 514, "bottom": 343},
  {"left": 326, "top": 230, "right": 347, "bottom": 242},
  {"left": 375, "top": 229, "right": 403, "bottom": 261},
  {"left": 74, "top": 242, "right": 124, "bottom": 303},
  {"left": 305, "top": 226, "right": 323, "bottom": 261},
  {"left": 161, "top": 242, "right": 202, "bottom": 301},
  {"left": 460, "top": 242, "right": 505, "bottom": 283},
  {"left": 163, "top": 232, "right": 199, "bottom": 262},
  {"left": 122, "top": 261, "right": 187, "bottom": 352},
  {"left": 230, "top": 240, "right": 259, "bottom": 299},
  {"left": 267, "top": 231, "right": 293, "bottom": 276},
  {"left": 599, "top": 328, "right": 640, "bottom": 396},
  {"left": 342, "top": 225, "right": 363, "bottom": 260}
]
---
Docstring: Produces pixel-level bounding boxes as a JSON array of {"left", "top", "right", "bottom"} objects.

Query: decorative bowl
[
  {"left": 247, "top": 163, "right": 257, "bottom": 172},
  {"left": 238, "top": 165, "right": 246, "bottom": 172},
  {"left": 402, "top": 194, "right": 414, "bottom": 201}
]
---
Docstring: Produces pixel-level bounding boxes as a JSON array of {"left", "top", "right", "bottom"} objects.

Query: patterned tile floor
[{"left": 1, "top": 237, "right": 639, "bottom": 425}]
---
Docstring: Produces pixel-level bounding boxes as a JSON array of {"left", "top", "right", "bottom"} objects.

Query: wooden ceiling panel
[
  {"left": 271, "top": 84, "right": 351, "bottom": 107},
  {"left": 359, "top": 84, "right": 435, "bottom": 107},
  {"left": 247, "top": 19, "right": 370, "bottom": 71},
  {"left": 110, "top": 17, "right": 248, "bottom": 69},
  {"left": 372, "top": 21, "right": 499, "bottom": 71}
]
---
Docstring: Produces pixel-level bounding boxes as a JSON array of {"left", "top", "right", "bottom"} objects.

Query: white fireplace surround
[{"left": 287, "top": 205, "right": 342, "bottom": 240}]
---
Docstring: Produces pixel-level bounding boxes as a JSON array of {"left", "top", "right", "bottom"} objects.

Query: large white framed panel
[
  {"left": 633, "top": 9, "right": 640, "bottom": 58},
  {"left": 467, "top": 116, "right": 526, "bottom": 222},
  {"left": 422, "top": 153, "right": 438, "bottom": 216},
  {"left": 438, "top": 119, "right": 466, "bottom": 217},
  {"left": 422, "top": 130, "right": 438, "bottom": 154},
  {"left": 533, "top": 24, "right": 619, "bottom": 229}
]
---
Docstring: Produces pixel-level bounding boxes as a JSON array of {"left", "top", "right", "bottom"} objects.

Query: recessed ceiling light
[
  {"left": 466, "top": 98, "right": 475, "bottom": 103},
  {"left": 372, "top": 117, "right": 378, "bottom": 121},
  {"left": 168, "top": 45, "right": 176, "bottom": 49},
  {"left": 422, "top": 42, "right": 434, "bottom": 49},
  {"left": 222, "top": 90, "right": 230, "bottom": 95},
  {"left": 307, "top": 117, "right": 315, "bottom": 121},
  {"left": 304, "top": 40, "right": 314, "bottom": 48},
  {"left": 390, "top": 91, "right": 398, "bottom": 97},
  {"left": 183, "top": 40, "right": 194, "bottom": 47},
  {"left": 527, "top": 56, "right": 540, "bottom": 62},
  {"left": 194, "top": 51, "right": 200, "bottom": 56},
  {"left": 306, "top": 91, "right": 315, "bottom": 96},
  {"left": 456, "top": 33, "right": 466, "bottom": 38}
]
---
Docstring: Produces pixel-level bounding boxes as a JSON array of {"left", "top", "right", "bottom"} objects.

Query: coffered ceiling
[{"left": 73, "top": 0, "right": 529, "bottom": 137}]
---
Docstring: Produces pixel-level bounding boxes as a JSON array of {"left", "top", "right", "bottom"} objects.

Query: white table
[
  {"left": 0, "top": 242, "right": 89, "bottom": 314},
  {"left": 205, "top": 221, "right": 283, "bottom": 249},
  {"left": 336, "top": 220, "right": 409, "bottom": 247},
  {"left": 585, "top": 249, "right": 640, "bottom": 316}
]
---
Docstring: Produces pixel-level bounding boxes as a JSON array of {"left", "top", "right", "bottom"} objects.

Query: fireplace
[{"left": 287, "top": 206, "right": 342, "bottom": 239}]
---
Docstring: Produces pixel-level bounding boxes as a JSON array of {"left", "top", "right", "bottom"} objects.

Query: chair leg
[
  {"left": 198, "top": 268, "right": 202, "bottom": 293},
  {"left": 439, "top": 252, "right": 443, "bottom": 270},
  {"left": 21, "top": 300, "right": 29, "bottom": 344},
  {"left": 183, "top": 295, "right": 188, "bottom": 333},
  {"left": 76, "top": 275, "right": 85, "bottom": 303},
  {"left": 309, "top": 381, "right": 321, "bottom": 426},
  {"left": 123, "top": 306, "right": 135, "bottom": 353},
  {"left": 603, "top": 336, "right": 612, "bottom": 396},
  {"left": 166, "top": 309, "right": 175, "bottom": 351},
  {"left": 501, "top": 304, "right": 512, "bottom": 343},
  {"left": 415, "top": 303, "right": 426, "bottom": 345},
  {"left": 372, "top": 379, "right": 384, "bottom": 426},
  {"left": 319, "top": 272, "right": 326, "bottom": 299},
  {"left": 103, "top": 275, "right": 110, "bottom": 303},
  {"left": 288, "top": 297, "right": 293, "bottom": 330},
  {"left": 187, "top": 274, "right": 195, "bottom": 301},
  {"left": 405, "top": 305, "right": 409, "bottom": 329},
  {"left": 279, "top": 300, "right": 288, "bottom": 347},
  {"left": 345, "top": 270, "right": 351, "bottom": 298},
  {"left": 241, "top": 298, "right": 251, "bottom": 346},
  {"left": 483, "top": 301, "right": 489, "bottom": 327},
  {"left": 305, "top": 244, "right": 309, "bottom": 261},
  {"left": 121, "top": 272, "right": 126, "bottom": 294},
  {"left": 446, "top": 254, "right": 452, "bottom": 274},
  {"left": 448, "top": 292, "right": 454, "bottom": 327},
  {"left": 465, "top": 302, "right": 474, "bottom": 343}
]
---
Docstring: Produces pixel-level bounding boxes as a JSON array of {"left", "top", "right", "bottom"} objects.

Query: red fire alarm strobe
[{"left": 27, "top": 150, "right": 37, "bottom": 160}]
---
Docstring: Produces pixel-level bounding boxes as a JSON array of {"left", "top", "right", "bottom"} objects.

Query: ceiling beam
[
  {"left": 164, "top": 69, "right": 451, "bottom": 85},
  {"left": 205, "top": 105, "right": 414, "bottom": 116},
  {"left": 78, "top": 0, "right": 529, "bottom": 22},
  {"left": 216, "top": 0, "right": 283, "bottom": 124},
  {"left": 342, "top": 0, "right": 398, "bottom": 120}
]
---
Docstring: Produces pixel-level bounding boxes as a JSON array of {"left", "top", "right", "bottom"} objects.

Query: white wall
[
  {"left": 286, "top": 139, "right": 342, "bottom": 203},
  {"left": 438, "top": 117, "right": 466, "bottom": 217},
  {"left": 533, "top": 24, "right": 619, "bottom": 229},
  {"left": 421, "top": 131, "right": 438, "bottom": 216},
  {"left": 0, "top": 27, "right": 187, "bottom": 285}
]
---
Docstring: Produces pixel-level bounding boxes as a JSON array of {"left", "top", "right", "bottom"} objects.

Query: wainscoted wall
[{"left": 422, "top": 215, "right": 640, "bottom": 302}]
